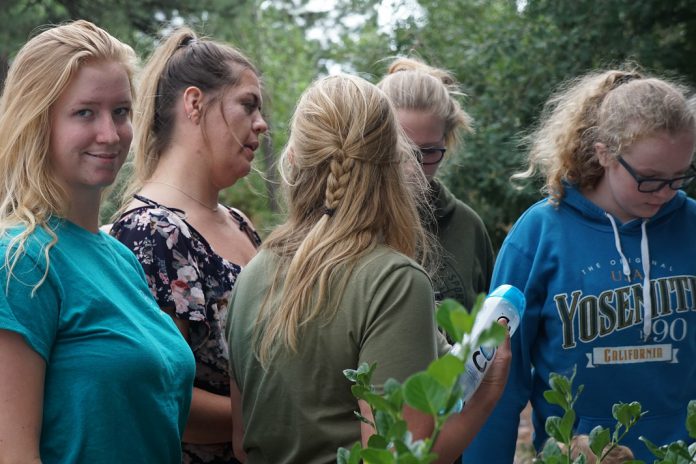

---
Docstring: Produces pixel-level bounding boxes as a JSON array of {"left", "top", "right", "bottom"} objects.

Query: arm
[
  {"left": 432, "top": 325, "right": 511, "bottom": 463},
  {"left": 113, "top": 210, "right": 235, "bottom": 445},
  {"left": 0, "top": 330, "right": 45, "bottom": 463},
  {"left": 358, "top": 323, "right": 511, "bottom": 464},
  {"left": 165, "top": 312, "right": 234, "bottom": 444},
  {"left": 463, "top": 237, "right": 540, "bottom": 463},
  {"left": 357, "top": 260, "right": 511, "bottom": 463},
  {"left": 229, "top": 380, "right": 246, "bottom": 462}
]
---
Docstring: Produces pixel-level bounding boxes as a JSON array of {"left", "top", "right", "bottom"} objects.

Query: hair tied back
[
  {"left": 611, "top": 73, "right": 642, "bottom": 90},
  {"left": 178, "top": 35, "right": 197, "bottom": 48}
]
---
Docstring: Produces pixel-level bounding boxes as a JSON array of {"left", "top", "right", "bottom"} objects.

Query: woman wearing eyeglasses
[
  {"left": 463, "top": 69, "right": 696, "bottom": 463},
  {"left": 377, "top": 58, "right": 494, "bottom": 314}
]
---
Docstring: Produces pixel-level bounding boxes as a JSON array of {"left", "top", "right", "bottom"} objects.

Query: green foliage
[
  {"left": 385, "top": 0, "right": 696, "bottom": 249},
  {"left": 338, "top": 297, "right": 506, "bottom": 463},
  {"left": 639, "top": 400, "right": 696, "bottom": 464},
  {"left": 6, "top": 0, "right": 695, "bottom": 247}
]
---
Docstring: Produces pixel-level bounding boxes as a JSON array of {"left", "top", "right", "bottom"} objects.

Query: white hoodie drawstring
[
  {"left": 606, "top": 214, "right": 652, "bottom": 341},
  {"left": 640, "top": 219, "right": 652, "bottom": 340},
  {"left": 606, "top": 214, "right": 631, "bottom": 278}
]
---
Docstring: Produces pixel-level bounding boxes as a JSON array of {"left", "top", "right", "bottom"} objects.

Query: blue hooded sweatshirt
[{"left": 463, "top": 185, "right": 696, "bottom": 463}]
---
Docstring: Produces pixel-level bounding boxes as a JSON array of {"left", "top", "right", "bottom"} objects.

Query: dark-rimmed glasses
[
  {"left": 416, "top": 147, "right": 447, "bottom": 165},
  {"left": 617, "top": 155, "right": 696, "bottom": 193}
]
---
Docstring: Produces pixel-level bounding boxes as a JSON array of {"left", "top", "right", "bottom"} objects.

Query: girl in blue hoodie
[{"left": 463, "top": 69, "right": 696, "bottom": 463}]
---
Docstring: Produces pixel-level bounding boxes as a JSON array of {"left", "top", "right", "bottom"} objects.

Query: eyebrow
[
  {"left": 242, "top": 92, "right": 261, "bottom": 104},
  {"left": 419, "top": 142, "right": 445, "bottom": 148},
  {"left": 71, "top": 99, "right": 132, "bottom": 107}
]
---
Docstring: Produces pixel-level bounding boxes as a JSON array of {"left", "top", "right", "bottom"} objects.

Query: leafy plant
[
  {"left": 337, "top": 297, "right": 506, "bottom": 464},
  {"left": 535, "top": 366, "right": 645, "bottom": 464},
  {"left": 639, "top": 400, "right": 696, "bottom": 464}
]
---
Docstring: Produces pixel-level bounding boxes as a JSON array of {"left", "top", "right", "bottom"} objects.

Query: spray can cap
[{"left": 489, "top": 284, "right": 526, "bottom": 316}]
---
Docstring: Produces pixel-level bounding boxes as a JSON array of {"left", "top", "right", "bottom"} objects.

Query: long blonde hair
[
  {"left": 116, "top": 27, "right": 258, "bottom": 215},
  {"left": 0, "top": 20, "right": 135, "bottom": 290},
  {"left": 518, "top": 68, "right": 696, "bottom": 203},
  {"left": 255, "top": 74, "right": 433, "bottom": 366},
  {"left": 377, "top": 57, "right": 473, "bottom": 150}
]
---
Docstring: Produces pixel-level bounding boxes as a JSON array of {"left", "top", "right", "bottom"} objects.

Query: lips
[{"left": 86, "top": 152, "right": 119, "bottom": 159}]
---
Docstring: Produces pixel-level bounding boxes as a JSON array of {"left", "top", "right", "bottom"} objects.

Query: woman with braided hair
[{"left": 225, "top": 74, "right": 511, "bottom": 464}]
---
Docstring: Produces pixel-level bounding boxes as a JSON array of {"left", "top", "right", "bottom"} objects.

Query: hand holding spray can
[{"left": 450, "top": 284, "right": 525, "bottom": 406}]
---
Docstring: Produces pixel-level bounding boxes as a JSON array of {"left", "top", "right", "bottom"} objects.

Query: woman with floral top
[{"left": 110, "top": 26, "right": 267, "bottom": 464}]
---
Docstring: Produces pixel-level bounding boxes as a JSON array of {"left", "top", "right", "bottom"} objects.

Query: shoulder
[
  {"left": 111, "top": 205, "right": 194, "bottom": 244},
  {"left": 0, "top": 224, "right": 56, "bottom": 263},
  {"left": 354, "top": 246, "right": 432, "bottom": 291},
  {"left": 506, "top": 198, "right": 563, "bottom": 237},
  {"left": 226, "top": 207, "right": 262, "bottom": 247}
]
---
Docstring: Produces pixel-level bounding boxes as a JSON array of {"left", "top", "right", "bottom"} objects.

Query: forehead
[
  {"left": 57, "top": 60, "right": 132, "bottom": 104},
  {"left": 623, "top": 129, "right": 695, "bottom": 174},
  {"left": 226, "top": 68, "right": 262, "bottom": 98},
  {"left": 395, "top": 109, "right": 445, "bottom": 146}
]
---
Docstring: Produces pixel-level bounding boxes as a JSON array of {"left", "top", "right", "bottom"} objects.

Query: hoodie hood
[
  {"left": 563, "top": 184, "right": 687, "bottom": 340},
  {"left": 562, "top": 183, "right": 687, "bottom": 230},
  {"left": 430, "top": 178, "right": 458, "bottom": 221}
]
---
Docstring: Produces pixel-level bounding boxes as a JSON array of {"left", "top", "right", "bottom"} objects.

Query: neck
[
  {"left": 65, "top": 192, "right": 102, "bottom": 233},
  {"left": 148, "top": 148, "right": 220, "bottom": 209}
]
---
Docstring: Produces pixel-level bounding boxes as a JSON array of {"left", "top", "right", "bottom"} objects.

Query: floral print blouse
[{"left": 111, "top": 194, "right": 261, "bottom": 464}]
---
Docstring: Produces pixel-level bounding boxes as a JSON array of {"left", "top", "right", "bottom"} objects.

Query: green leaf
[
  {"left": 360, "top": 447, "right": 394, "bottom": 464},
  {"left": 588, "top": 425, "right": 610, "bottom": 457},
  {"left": 386, "top": 418, "right": 408, "bottom": 442},
  {"left": 367, "top": 435, "right": 389, "bottom": 449},
  {"left": 545, "top": 416, "right": 567, "bottom": 444},
  {"left": 426, "top": 353, "right": 465, "bottom": 390},
  {"left": 639, "top": 436, "right": 666, "bottom": 459},
  {"left": 543, "top": 390, "right": 568, "bottom": 410},
  {"left": 613, "top": 402, "right": 636, "bottom": 427},
  {"left": 473, "top": 321, "right": 507, "bottom": 348},
  {"left": 559, "top": 409, "right": 575, "bottom": 441},
  {"left": 337, "top": 442, "right": 362, "bottom": 464},
  {"left": 374, "top": 410, "right": 394, "bottom": 437},
  {"left": 337, "top": 447, "right": 350, "bottom": 464},
  {"left": 436, "top": 299, "right": 473, "bottom": 343},
  {"left": 686, "top": 400, "right": 696, "bottom": 439},
  {"left": 343, "top": 368, "right": 359, "bottom": 383},
  {"left": 541, "top": 437, "right": 563, "bottom": 457},
  {"left": 549, "top": 372, "right": 572, "bottom": 397},
  {"left": 352, "top": 387, "right": 398, "bottom": 414},
  {"left": 402, "top": 372, "right": 450, "bottom": 415}
]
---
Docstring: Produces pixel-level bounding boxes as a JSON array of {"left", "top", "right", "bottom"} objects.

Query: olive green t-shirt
[{"left": 227, "top": 246, "right": 443, "bottom": 464}]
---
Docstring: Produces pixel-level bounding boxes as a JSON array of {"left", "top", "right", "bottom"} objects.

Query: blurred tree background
[{"left": 2, "top": 0, "right": 695, "bottom": 247}]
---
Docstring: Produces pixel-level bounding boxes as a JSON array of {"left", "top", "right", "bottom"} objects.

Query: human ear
[
  {"left": 183, "top": 86, "right": 203, "bottom": 124},
  {"left": 594, "top": 142, "right": 613, "bottom": 167}
]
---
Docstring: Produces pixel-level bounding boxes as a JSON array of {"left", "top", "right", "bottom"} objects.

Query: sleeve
[
  {"left": 111, "top": 211, "right": 206, "bottom": 322},
  {"left": 0, "top": 251, "right": 61, "bottom": 362},
  {"left": 358, "top": 264, "right": 440, "bottom": 389},
  {"left": 462, "top": 236, "right": 541, "bottom": 463},
  {"left": 479, "top": 224, "right": 495, "bottom": 295}
]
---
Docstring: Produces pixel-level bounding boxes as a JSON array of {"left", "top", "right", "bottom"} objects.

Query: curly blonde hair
[{"left": 518, "top": 68, "right": 696, "bottom": 203}]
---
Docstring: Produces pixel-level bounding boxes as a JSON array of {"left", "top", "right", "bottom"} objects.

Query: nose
[
  {"left": 96, "top": 114, "right": 120, "bottom": 145},
  {"left": 651, "top": 183, "right": 676, "bottom": 201},
  {"left": 253, "top": 114, "right": 268, "bottom": 134}
]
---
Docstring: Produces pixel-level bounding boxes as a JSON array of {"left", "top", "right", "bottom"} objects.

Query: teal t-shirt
[{"left": 0, "top": 219, "right": 195, "bottom": 463}]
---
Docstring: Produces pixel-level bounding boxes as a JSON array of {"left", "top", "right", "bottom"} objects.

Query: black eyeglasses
[
  {"left": 617, "top": 155, "right": 696, "bottom": 193},
  {"left": 416, "top": 147, "right": 447, "bottom": 165}
]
